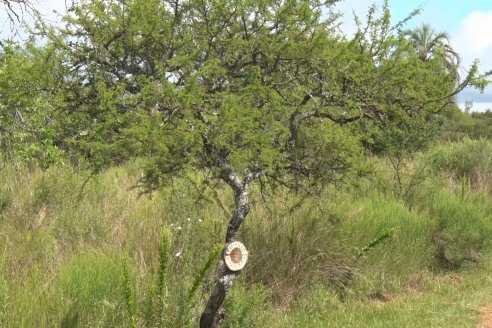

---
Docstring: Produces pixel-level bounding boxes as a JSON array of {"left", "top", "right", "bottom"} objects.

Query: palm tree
[{"left": 403, "top": 23, "right": 460, "bottom": 78}]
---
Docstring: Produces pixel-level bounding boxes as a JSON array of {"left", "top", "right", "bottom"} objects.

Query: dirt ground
[{"left": 479, "top": 305, "right": 492, "bottom": 328}]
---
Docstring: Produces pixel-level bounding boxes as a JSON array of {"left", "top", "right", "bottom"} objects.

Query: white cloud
[
  {"left": 452, "top": 11, "right": 492, "bottom": 109},
  {"left": 452, "top": 11, "right": 492, "bottom": 63}
]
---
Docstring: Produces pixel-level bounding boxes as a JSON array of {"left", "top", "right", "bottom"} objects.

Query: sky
[
  {"left": 335, "top": 0, "right": 492, "bottom": 112},
  {"left": 1, "top": 0, "right": 492, "bottom": 111}
]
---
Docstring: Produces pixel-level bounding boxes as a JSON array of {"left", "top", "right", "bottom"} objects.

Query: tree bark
[
  {"left": 199, "top": 263, "right": 240, "bottom": 328},
  {"left": 199, "top": 184, "right": 251, "bottom": 328}
]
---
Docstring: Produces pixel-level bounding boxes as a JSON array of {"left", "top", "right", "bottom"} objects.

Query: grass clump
[{"left": 426, "top": 191, "right": 492, "bottom": 270}]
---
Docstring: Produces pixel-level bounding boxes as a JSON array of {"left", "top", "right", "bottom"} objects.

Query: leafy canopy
[{"left": 7, "top": 0, "right": 489, "bottom": 192}]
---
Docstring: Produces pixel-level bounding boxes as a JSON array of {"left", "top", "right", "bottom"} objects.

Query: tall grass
[
  {"left": 0, "top": 162, "right": 223, "bottom": 326},
  {"left": 0, "top": 148, "right": 491, "bottom": 327}
]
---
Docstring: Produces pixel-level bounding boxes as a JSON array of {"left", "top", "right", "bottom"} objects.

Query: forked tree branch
[{"left": 1, "top": 0, "right": 34, "bottom": 25}]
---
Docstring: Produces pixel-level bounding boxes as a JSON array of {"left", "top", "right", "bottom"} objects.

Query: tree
[
  {"left": 403, "top": 23, "right": 460, "bottom": 78},
  {"left": 1, "top": 0, "right": 35, "bottom": 32},
  {"left": 38, "top": 0, "right": 490, "bottom": 326},
  {"left": 0, "top": 41, "right": 67, "bottom": 167}
]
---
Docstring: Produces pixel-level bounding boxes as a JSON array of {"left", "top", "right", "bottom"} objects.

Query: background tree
[
  {"left": 0, "top": 41, "right": 68, "bottom": 168},
  {"left": 359, "top": 20, "right": 482, "bottom": 201},
  {"left": 403, "top": 23, "right": 460, "bottom": 78},
  {"left": 31, "top": 0, "right": 491, "bottom": 326},
  {"left": 441, "top": 106, "right": 492, "bottom": 141}
]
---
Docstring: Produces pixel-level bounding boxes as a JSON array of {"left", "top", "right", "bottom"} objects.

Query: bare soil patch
[{"left": 479, "top": 304, "right": 492, "bottom": 328}]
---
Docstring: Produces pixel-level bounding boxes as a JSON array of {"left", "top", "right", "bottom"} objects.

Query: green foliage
[
  {"left": 426, "top": 191, "right": 492, "bottom": 269},
  {"left": 427, "top": 138, "right": 492, "bottom": 192},
  {"left": 221, "top": 283, "right": 271, "bottom": 328},
  {"left": 239, "top": 187, "right": 440, "bottom": 302},
  {"left": 441, "top": 107, "right": 492, "bottom": 140},
  {"left": 0, "top": 0, "right": 491, "bottom": 326},
  {"left": 187, "top": 243, "right": 222, "bottom": 303},
  {"left": 356, "top": 227, "right": 395, "bottom": 259},
  {"left": 59, "top": 252, "right": 126, "bottom": 326},
  {"left": 0, "top": 42, "right": 66, "bottom": 168},
  {"left": 28, "top": 0, "right": 487, "bottom": 196}
]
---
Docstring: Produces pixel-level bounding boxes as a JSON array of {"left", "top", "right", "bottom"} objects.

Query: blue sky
[
  {"left": 391, "top": 0, "right": 492, "bottom": 31},
  {"left": 1, "top": 0, "right": 492, "bottom": 111},
  {"left": 335, "top": 0, "right": 492, "bottom": 111}
]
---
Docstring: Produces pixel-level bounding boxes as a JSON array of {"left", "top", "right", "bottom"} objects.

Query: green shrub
[
  {"left": 427, "top": 138, "right": 492, "bottom": 192},
  {"left": 119, "top": 226, "right": 222, "bottom": 328},
  {"left": 427, "top": 192, "right": 492, "bottom": 269},
  {"left": 334, "top": 194, "right": 436, "bottom": 295}
]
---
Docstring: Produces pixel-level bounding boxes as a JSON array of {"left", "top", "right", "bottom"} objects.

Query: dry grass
[{"left": 1, "top": 155, "right": 492, "bottom": 326}]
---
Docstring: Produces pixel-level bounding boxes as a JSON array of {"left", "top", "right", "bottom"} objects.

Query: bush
[
  {"left": 426, "top": 191, "right": 492, "bottom": 270},
  {"left": 427, "top": 138, "right": 492, "bottom": 193}
]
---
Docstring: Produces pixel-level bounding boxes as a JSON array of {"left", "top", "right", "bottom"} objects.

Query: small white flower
[
  {"left": 187, "top": 217, "right": 191, "bottom": 222},
  {"left": 176, "top": 226, "right": 182, "bottom": 230},
  {"left": 174, "top": 252, "right": 182, "bottom": 257},
  {"left": 198, "top": 219, "right": 203, "bottom": 223}
]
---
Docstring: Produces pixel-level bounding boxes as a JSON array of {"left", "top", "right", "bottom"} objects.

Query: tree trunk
[{"left": 199, "top": 186, "right": 250, "bottom": 328}]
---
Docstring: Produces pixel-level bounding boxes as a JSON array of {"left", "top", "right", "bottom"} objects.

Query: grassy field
[{"left": 1, "top": 139, "right": 492, "bottom": 327}]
